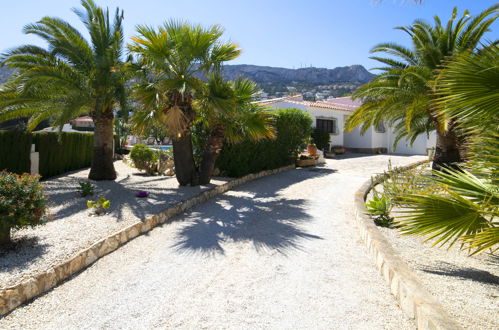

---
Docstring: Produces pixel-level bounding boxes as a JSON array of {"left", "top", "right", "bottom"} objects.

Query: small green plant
[
  {"left": 0, "top": 171, "right": 47, "bottom": 245},
  {"left": 77, "top": 181, "right": 95, "bottom": 197},
  {"left": 366, "top": 189, "right": 394, "bottom": 228},
  {"left": 87, "top": 197, "right": 111, "bottom": 216},
  {"left": 129, "top": 144, "right": 158, "bottom": 175}
]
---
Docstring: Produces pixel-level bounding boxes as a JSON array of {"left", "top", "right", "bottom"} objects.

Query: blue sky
[{"left": 0, "top": 0, "right": 497, "bottom": 72}]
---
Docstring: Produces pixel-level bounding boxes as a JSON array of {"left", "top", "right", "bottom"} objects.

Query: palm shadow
[
  {"left": 421, "top": 262, "right": 499, "bottom": 286},
  {"left": 43, "top": 172, "right": 228, "bottom": 223},
  {"left": 173, "top": 167, "right": 333, "bottom": 256}
]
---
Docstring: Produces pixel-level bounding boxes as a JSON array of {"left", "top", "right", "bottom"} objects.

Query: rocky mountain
[{"left": 222, "top": 64, "right": 374, "bottom": 85}]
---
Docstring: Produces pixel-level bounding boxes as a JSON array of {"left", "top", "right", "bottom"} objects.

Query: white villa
[{"left": 259, "top": 95, "right": 436, "bottom": 155}]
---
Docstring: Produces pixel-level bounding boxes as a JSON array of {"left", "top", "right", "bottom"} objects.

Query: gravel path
[
  {"left": 0, "top": 154, "right": 425, "bottom": 329},
  {"left": 0, "top": 161, "right": 228, "bottom": 288}
]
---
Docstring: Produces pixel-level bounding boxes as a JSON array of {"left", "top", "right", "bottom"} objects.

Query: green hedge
[
  {"left": 0, "top": 130, "right": 32, "bottom": 174},
  {"left": 33, "top": 132, "right": 94, "bottom": 178},
  {"left": 217, "top": 108, "right": 312, "bottom": 177}
]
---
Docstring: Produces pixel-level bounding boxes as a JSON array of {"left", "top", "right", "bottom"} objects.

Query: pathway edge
[{"left": 353, "top": 160, "right": 462, "bottom": 330}]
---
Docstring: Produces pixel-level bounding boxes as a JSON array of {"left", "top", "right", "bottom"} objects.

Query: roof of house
[
  {"left": 288, "top": 96, "right": 361, "bottom": 112},
  {"left": 256, "top": 94, "right": 303, "bottom": 106},
  {"left": 256, "top": 95, "right": 361, "bottom": 112},
  {"left": 72, "top": 116, "right": 93, "bottom": 122}
]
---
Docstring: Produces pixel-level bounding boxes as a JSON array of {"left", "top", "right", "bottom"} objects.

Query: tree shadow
[
  {"left": 173, "top": 167, "right": 333, "bottom": 256},
  {"left": 43, "top": 173, "right": 226, "bottom": 223},
  {"left": 0, "top": 237, "right": 49, "bottom": 275},
  {"left": 421, "top": 262, "right": 499, "bottom": 286}
]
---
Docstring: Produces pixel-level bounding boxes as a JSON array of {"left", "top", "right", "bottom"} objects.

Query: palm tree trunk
[
  {"left": 433, "top": 127, "right": 462, "bottom": 170},
  {"left": 89, "top": 116, "right": 117, "bottom": 180},
  {"left": 172, "top": 130, "right": 198, "bottom": 186},
  {"left": 199, "top": 125, "right": 225, "bottom": 185},
  {"left": 0, "top": 226, "right": 11, "bottom": 246}
]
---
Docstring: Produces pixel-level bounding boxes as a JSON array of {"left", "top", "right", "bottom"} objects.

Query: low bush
[
  {"left": 0, "top": 171, "right": 47, "bottom": 245},
  {"left": 130, "top": 144, "right": 158, "bottom": 175},
  {"left": 216, "top": 108, "right": 312, "bottom": 177}
]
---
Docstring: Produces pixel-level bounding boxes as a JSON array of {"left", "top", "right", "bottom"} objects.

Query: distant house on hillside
[{"left": 259, "top": 95, "right": 435, "bottom": 155}]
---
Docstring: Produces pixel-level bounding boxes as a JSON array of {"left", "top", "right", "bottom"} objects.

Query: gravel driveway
[{"left": 0, "top": 154, "right": 425, "bottom": 329}]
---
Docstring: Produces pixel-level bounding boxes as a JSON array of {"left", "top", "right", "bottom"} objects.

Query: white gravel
[
  {"left": 0, "top": 161, "right": 228, "bottom": 288},
  {"left": 379, "top": 222, "right": 499, "bottom": 329},
  {"left": 0, "top": 154, "right": 424, "bottom": 329}
]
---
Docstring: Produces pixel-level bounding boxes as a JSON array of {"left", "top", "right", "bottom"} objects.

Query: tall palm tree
[
  {"left": 196, "top": 74, "right": 275, "bottom": 184},
  {"left": 345, "top": 5, "right": 498, "bottom": 169},
  {"left": 0, "top": 0, "right": 126, "bottom": 180},
  {"left": 397, "top": 44, "right": 499, "bottom": 255},
  {"left": 129, "top": 21, "right": 240, "bottom": 186}
]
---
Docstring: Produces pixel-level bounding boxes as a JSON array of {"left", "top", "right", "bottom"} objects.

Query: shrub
[
  {"left": 311, "top": 127, "right": 330, "bottom": 151},
  {"left": 216, "top": 108, "right": 312, "bottom": 177},
  {"left": 0, "top": 130, "right": 32, "bottom": 174},
  {"left": 0, "top": 171, "right": 47, "bottom": 245},
  {"left": 130, "top": 144, "right": 158, "bottom": 175},
  {"left": 77, "top": 181, "right": 95, "bottom": 197}
]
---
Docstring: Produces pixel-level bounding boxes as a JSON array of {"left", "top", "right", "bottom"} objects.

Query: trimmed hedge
[
  {"left": 33, "top": 132, "right": 94, "bottom": 178},
  {"left": 0, "top": 130, "right": 32, "bottom": 174},
  {"left": 0, "top": 130, "right": 95, "bottom": 178},
  {"left": 217, "top": 108, "right": 312, "bottom": 177}
]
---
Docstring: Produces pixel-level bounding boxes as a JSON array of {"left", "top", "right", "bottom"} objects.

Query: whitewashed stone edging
[
  {"left": 0, "top": 165, "right": 295, "bottom": 316},
  {"left": 353, "top": 160, "right": 462, "bottom": 330}
]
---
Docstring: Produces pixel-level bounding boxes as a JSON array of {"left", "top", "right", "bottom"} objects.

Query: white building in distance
[{"left": 259, "top": 95, "right": 435, "bottom": 155}]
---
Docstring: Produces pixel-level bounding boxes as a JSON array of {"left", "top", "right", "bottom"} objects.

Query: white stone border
[
  {"left": 353, "top": 160, "right": 462, "bottom": 330},
  {"left": 0, "top": 165, "right": 295, "bottom": 316}
]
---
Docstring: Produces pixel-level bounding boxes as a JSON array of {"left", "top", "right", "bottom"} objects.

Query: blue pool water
[{"left": 149, "top": 145, "right": 172, "bottom": 151}]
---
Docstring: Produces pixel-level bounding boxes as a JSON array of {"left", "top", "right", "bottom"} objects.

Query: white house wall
[{"left": 264, "top": 99, "right": 436, "bottom": 155}]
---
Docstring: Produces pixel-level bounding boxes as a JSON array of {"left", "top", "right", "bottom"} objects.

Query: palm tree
[
  {"left": 345, "top": 5, "right": 498, "bottom": 169},
  {"left": 0, "top": 0, "right": 126, "bottom": 180},
  {"left": 129, "top": 21, "right": 240, "bottom": 186},
  {"left": 397, "top": 44, "right": 499, "bottom": 255},
  {"left": 196, "top": 74, "right": 275, "bottom": 184}
]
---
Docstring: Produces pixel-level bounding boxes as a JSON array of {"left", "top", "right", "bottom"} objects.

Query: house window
[
  {"left": 375, "top": 121, "right": 386, "bottom": 133},
  {"left": 316, "top": 119, "right": 337, "bottom": 134}
]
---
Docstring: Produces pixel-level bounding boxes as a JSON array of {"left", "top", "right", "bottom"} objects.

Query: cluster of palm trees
[
  {"left": 0, "top": 0, "right": 274, "bottom": 185},
  {"left": 346, "top": 5, "right": 498, "bottom": 254}
]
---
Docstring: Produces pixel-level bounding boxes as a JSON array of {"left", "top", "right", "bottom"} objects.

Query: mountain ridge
[{"left": 222, "top": 64, "right": 374, "bottom": 85}]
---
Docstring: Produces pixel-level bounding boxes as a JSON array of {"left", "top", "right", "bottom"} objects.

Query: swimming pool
[{"left": 149, "top": 145, "right": 172, "bottom": 151}]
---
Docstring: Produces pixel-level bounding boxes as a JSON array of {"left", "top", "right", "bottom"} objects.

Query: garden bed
[
  {"left": 367, "top": 167, "right": 499, "bottom": 330},
  {"left": 377, "top": 224, "right": 498, "bottom": 330},
  {"left": 0, "top": 161, "right": 230, "bottom": 288}
]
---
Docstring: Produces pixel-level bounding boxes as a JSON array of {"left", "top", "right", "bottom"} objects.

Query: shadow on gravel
[
  {"left": 43, "top": 174, "right": 223, "bottom": 222},
  {"left": 0, "top": 237, "right": 49, "bottom": 274},
  {"left": 422, "top": 262, "right": 499, "bottom": 286},
  {"left": 173, "top": 166, "right": 333, "bottom": 256}
]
